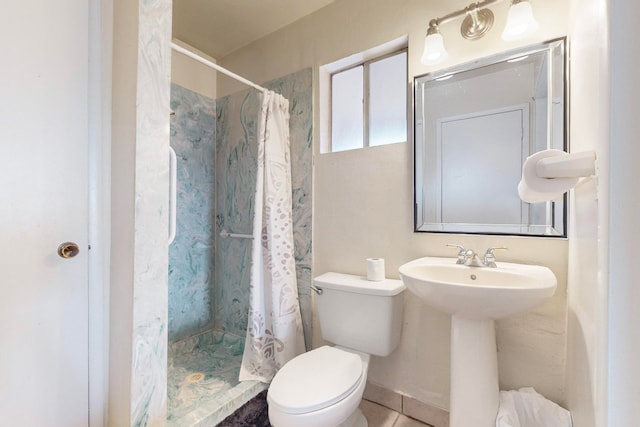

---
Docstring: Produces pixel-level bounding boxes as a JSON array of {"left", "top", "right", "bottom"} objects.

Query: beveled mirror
[{"left": 414, "top": 38, "right": 567, "bottom": 236}]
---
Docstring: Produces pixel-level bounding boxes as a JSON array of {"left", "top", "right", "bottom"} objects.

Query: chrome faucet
[
  {"left": 482, "top": 247, "right": 508, "bottom": 268},
  {"left": 446, "top": 244, "right": 467, "bottom": 264},
  {"left": 447, "top": 244, "right": 508, "bottom": 268},
  {"left": 464, "top": 249, "right": 486, "bottom": 267}
]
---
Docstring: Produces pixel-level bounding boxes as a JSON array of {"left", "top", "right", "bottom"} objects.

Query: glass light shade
[
  {"left": 501, "top": 1, "right": 539, "bottom": 41},
  {"left": 421, "top": 33, "right": 448, "bottom": 65}
]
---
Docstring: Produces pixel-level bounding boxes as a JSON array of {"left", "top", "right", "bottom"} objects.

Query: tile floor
[
  {"left": 217, "top": 391, "right": 433, "bottom": 426},
  {"left": 360, "top": 399, "right": 432, "bottom": 427}
]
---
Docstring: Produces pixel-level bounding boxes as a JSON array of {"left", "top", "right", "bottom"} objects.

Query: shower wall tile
[
  {"left": 214, "top": 90, "right": 260, "bottom": 335},
  {"left": 215, "top": 68, "right": 313, "bottom": 347},
  {"left": 169, "top": 84, "right": 217, "bottom": 342},
  {"left": 130, "top": 0, "right": 172, "bottom": 425}
]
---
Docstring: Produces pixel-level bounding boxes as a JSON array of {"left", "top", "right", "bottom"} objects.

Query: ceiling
[{"left": 172, "top": 0, "right": 338, "bottom": 59}]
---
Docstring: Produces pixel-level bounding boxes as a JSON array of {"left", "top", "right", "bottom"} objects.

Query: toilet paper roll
[
  {"left": 366, "top": 258, "right": 385, "bottom": 281},
  {"left": 518, "top": 149, "right": 579, "bottom": 203}
]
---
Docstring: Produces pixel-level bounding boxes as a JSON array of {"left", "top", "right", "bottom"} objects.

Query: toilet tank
[{"left": 314, "top": 272, "right": 405, "bottom": 356}]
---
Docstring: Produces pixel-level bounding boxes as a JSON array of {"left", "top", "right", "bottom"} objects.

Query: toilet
[{"left": 267, "top": 272, "right": 406, "bottom": 427}]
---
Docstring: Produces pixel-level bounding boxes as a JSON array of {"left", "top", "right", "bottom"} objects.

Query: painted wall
[
  {"left": 110, "top": 0, "right": 137, "bottom": 421},
  {"left": 565, "top": 1, "right": 609, "bottom": 426},
  {"left": 168, "top": 84, "right": 217, "bottom": 342},
  {"left": 219, "top": 0, "right": 570, "bottom": 411},
  {"left": 171, "top": 41, "right": 217, "bottom": 99},
  {"left": 607, "top": 1, "right": 640, "bottom": 425},
  {"left": 565, "top": 3, "right": 640, "bottom": 426}
]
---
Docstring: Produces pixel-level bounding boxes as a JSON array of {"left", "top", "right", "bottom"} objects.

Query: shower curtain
[{"left": 239, "top": 90, "right": 305, "bottom": 383}]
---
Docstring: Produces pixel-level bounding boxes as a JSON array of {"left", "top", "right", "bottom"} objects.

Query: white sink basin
[{"left": 398, "top": 256, "right": 557, "bottom": 319}]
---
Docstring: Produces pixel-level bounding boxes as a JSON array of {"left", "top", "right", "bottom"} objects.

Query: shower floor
[{"left": 167, "top": 329, "right": 267, "bottom": 427}]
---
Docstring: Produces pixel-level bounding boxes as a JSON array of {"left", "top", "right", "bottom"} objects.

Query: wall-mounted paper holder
[
  {"left": 536, "top": 150, "right": 596, "bottom": 179},
  {"left": 518, "top": 149, "right": 596, "bottom": 203}
]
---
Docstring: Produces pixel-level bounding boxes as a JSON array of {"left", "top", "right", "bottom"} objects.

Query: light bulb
[
  {"left": 421, "top": 32, "right": 449, "bottom": 66},
  {"left": 502, "top": 1, "right": 539, "bottom": 41}
]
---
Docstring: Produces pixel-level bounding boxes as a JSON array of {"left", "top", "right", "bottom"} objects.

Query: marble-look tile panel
[
  {"left": 168, "top": 84, "right": 217, "bottom": 342},
  {"left": 214, "top": 91, "right": 259, "bottom": 336},
  {"left": 131, "top": 0, "right": 172, "bottom": 425},
  {"left": 214, "top": 68, "right": 313, "bottom": 347}
]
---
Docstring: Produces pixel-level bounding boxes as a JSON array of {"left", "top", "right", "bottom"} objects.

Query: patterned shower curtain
[{"left": 239, "top": 90, "right": 305, "bottom": 383}]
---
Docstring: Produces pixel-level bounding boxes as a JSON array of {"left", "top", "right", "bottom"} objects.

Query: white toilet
[{"left": 267, "top": 272, "right": 406, "bottom": 427}]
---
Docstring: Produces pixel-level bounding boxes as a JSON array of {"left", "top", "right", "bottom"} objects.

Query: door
[
  {"left": 0, "top": 0, "right": 90, "bottom": 425},
  {"left": 437, "top": 105, "right": 529, "bottom": 225}
]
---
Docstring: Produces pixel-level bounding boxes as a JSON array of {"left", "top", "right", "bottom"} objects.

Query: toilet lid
[{"left": 268, "top": 346, "right": 363, "bottom": 414}]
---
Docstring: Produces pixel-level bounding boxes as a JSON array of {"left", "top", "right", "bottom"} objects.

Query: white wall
[
  {"left": 220, "top": 0, "right": 570, "bottom": 410},
  {"left": 109, "top": 0, "right": 138, "bottom": 421},
  {"left": 566, "top": 3, "right": 640, "bottom": 426},
  {"left": 565, "top": 1, "right": 609, "bottom": 426},
  {"left": 607, "top": 1, "right": 640, "bottom": 425},
  {"left": 171, "top": 39, "right": 217, "bottom": 98}
]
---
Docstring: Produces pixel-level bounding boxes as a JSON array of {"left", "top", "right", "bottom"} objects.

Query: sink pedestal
[
  {"left": 450, "top": 316, "right": 499, "bottom": 427},
  {"left": 398, "top": 256, "right": 558, "bottom": 427}
]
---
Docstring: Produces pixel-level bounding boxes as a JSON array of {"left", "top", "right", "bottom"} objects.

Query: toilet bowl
[
  {"left": 267, "top": 346, "right": 370, "bottom": 427},
  {"left": 266, "top": 272, "right": 406, "bottom": 427}
]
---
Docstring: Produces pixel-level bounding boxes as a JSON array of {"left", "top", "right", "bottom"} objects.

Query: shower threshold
[{"left": 167, "top": 329, "right": 267, "bottom": 426}]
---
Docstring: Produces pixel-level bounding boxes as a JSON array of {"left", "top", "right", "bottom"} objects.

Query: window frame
[{"left": 329, "top": 48, "right": 408, "bottom": 152}]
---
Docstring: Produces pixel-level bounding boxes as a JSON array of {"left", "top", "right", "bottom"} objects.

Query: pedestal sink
[{"left": 398, "top": 257, "right": 557, "bottom": 427}]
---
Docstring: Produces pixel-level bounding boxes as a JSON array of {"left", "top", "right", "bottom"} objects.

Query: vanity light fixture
[
  {"left": 502, "top": 0, "right": 539, "bottom": 41},
  {"left": 421, "top": 21, "right": 449, "bottom": 65},
  {"left": 420, "top": 0, "right": 539, "bottom": 66}
]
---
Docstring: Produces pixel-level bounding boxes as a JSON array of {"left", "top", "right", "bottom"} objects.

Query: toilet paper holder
[
  {"left": 535, "top": 150, "right": 596, "bottom": 179},
  {"left": 518, "top": 150, "right": 596, "bottom": 203}
]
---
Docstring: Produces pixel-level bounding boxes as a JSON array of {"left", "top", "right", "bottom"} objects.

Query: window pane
[
  {"left": 331, "top": 66, "right": 364, "bottom": 152},
  {"left": 369, "top": 52, "right": 407, "bottom": 146}
]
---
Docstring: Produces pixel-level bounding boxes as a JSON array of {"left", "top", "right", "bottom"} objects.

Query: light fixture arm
[
  {"left": 428, "top": 0, "right": 504, "bottom": 28},
  {"left": 468, "top": 5, "right": 481, "bottom": 27},
  {"left": 460, "top": 2, "right": 495, "bottom": 40},
  {"left": 426, "top": 19, "right": 441, "bottom": 36}
]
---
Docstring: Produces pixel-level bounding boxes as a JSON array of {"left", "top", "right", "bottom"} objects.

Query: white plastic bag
[{"left": 496, "top": 387, "right": 572, "bottom": 427}]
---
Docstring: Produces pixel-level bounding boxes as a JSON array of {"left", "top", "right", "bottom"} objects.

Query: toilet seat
[{"left": 268, "top": 346, "right": 363, "bottom": 415}]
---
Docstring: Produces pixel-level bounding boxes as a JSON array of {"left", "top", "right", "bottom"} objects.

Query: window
[{"left": 330, "top": 50, "right": 407, "bottom": 152}]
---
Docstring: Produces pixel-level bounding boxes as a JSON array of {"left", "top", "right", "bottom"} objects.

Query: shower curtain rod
[{"left": 171, "top": 42, "right": 267, "bottom": 93}]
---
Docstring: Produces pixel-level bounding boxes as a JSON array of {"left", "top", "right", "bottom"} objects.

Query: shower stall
[{"left": 166, "top": 67, "right": 313, "bottom": 426}]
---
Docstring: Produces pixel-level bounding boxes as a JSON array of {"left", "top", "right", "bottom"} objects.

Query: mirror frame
[{"left": 413, "top": 38, "right": 568, "bottom": 237}]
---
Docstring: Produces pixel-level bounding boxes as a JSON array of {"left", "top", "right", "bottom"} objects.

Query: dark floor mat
[{"left": 217, "top": 390, "right": 270, "bottom": 426}]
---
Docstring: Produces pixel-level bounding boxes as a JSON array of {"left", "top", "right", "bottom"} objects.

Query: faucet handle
[
  {"left": 483, "top": 247, "right": 508, "bottom": 267},
  {"left": 446, "top": 244, "right": 467, "bottom": 264}
]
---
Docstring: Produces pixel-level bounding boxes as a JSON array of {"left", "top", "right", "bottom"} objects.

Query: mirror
[{"left": 414, "top": 39, "right": 567, "bottom": 237}]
